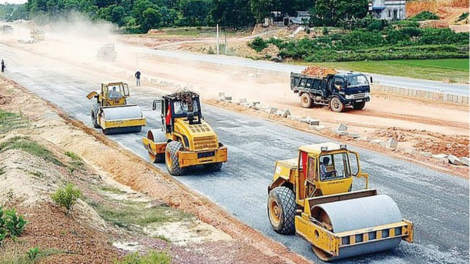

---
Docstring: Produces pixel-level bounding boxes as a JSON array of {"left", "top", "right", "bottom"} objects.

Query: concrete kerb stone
[
  {"left": 269, "top": 107, "right": 278, "bottom": 115},
  {"left": 305, "top": 117, "right": 320, "bottom": 125},
  {"left": 370, "top": 139, "right": 384, "bottom": 145},
  {"left": 386, "top": 138, "right": 398, "bottom": 149},
  {"left": 280, "top": 109, "right": 291, "bottom": 118},
  {"left": 337, "top": 124, "right": 348, "bottom": 131},
  {"left": 420, "top": 152, "right": 433, "bottom": 157},
  {"left": 460, "top": 157, "right": 469, "bottom": 166},
  {"left": 335, "top": 131, "right": 349, "bottom": 136},
  {"left": 348, "top": 133, "right": 360, "bottom": 139},
  {"left": 311, "top": 125, "right": 328, "bottom": 131},
  {"left": 448, "top": 154, "right": 463, "bottom": 165},
  {"left": 432, "top": 154, "right": 449, "bottom": 159},
  {"left": 239, "top": 98, "right": 247, "bottom": 104}
]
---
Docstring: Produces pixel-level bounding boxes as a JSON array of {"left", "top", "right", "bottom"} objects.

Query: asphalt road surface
[
  {"left": 1, "top": 44, "right": 468, "bottom": 264},
  {"left": 132, "top": 48, "right": 470, "bottom": 96}
]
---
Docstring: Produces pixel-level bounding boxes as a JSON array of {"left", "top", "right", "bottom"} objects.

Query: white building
[{"left": 369, "top": 0, "right": 406, "bottom": 21}]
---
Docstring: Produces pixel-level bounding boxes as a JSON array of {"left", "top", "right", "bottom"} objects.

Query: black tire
[
  {"left": 204, "top": 162, "right": 223, "bottom": 172},
  {"left": 149, "top": 152, "right": 165, "bottom": 163},
  {"left": 165, "top": 141, "right": 186, "bottom": 176},
  {"left": 300, "top": 93, "right": 314, "bottom": 108},
  {"left": 330, "top": 97, "right": 344, "bottom": 112},
  {"left": 353, "top": 102, "right": 366, "bottom": 110},
  {"left": 91, "top": 110, "right": 100, "bottom": 128},
  {"left": 267, "top": 186, "right": 296, "bottom": 235}
]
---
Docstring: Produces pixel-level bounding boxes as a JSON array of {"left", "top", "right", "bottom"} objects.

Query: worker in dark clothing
[
  {"left": 1, "top": 60, "right": 5, "bottom": 73},
  {"left": 135, "top": 70, "right": 141, "bottom": 86}
]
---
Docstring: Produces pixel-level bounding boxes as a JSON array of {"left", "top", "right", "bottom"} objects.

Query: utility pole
[{"left": 216, "top": 24, "right": 219, "bottom": 55}]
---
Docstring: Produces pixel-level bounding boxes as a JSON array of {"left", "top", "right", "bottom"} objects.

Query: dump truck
[
  {"left": 86, "top": 82, "right": 146, "bottom": 135},
  {"left": 267, "top": 142, "right": 413, "bottom": 261},
  {"left": 142, "top": 90, "right": 227, "bottom": 176},
  {"left": 291, "top": 70, "right": 371, "bottom": 112},
  {"left": 97, "top": 43, "right": 117, "bottom": 62}
]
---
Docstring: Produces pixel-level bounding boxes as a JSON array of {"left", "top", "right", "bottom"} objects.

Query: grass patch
[
  {"left": 0, "top": 110, "right": 28, "bottom": 134},
  {"left": 100, "top": 187, "right": 126, "bottom": 195},
  {"left": 29, "top": 171, "right": 45, "bottom": 178},
  {"left": 153, "top": 235, "right": 171, "bottom": 243},
  {"left": 84, "top": 198, "right": 192, "bottom": 231},
  {"left": 297, "top": 58, "right": 469, "bottom": 83},
  {"left": 0, "top": 137, "right": 63, "bottom": 166},
  {"left": 0, "top": 246, "right": 65, "bottom": 264},
  {"left": 116, "top": 250, "right": 171, "bottom": 264},
  {"left": 65, "top": 151, "right": 84, "bottom": 172}
]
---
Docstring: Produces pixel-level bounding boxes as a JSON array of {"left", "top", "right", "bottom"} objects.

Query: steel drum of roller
[
  {"left": 102, "top": 105, "right": 143, "bottom": 120},
  {"left": 311, "top": 195, "right": 404, "bottom": 261}
]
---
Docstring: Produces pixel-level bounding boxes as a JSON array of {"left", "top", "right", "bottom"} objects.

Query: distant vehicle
[
  {"left": 290, "top": 71, "right": 372, "bottom": 112},
  {"left": 30, "top": 29, "right": 45, "bottom": 42},
  {"left": 1, "top": 25, "right": 12, "bottom": 34},
  {"left": 97, "top": 44, "right": 118, "bottom": 62}
]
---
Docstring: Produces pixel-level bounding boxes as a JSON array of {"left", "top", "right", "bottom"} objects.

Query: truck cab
[{"left": 291, "top": 72, "right": 371, "bottom": 112}]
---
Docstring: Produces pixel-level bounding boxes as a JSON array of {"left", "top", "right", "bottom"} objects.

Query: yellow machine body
[
  {"left": 86, "top": 82, "right": 146, "bottom": 134},
  {"left": 142, "top": 118, "right": 227, "bottom": 168},
  {"left": 142, "top": 91, "right": 227, "bottom": 175},
  {"left": 267, "top": 142, "right": 413, "bottom": 261}
]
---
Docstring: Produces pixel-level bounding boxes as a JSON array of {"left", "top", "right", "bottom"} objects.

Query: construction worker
[
  {"left": 1, "top": 60, "right": 5, "bottom": 73},
  {"left": 108, "top": 87, "right": 121, "bottom": 98},
  {"left": 135, "top": 70, "right": 141, "bottom": 86}
]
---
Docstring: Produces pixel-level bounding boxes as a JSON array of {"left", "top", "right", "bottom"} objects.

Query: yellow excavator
[
  {"left": 86, "top": 82, "right": 146, "bottom": 135},
  {"left": 267, "top": 142, "right": 413, "bottom": 261},
  {"left": 142, "top": 90, "right": 227, "bottom": 176}
]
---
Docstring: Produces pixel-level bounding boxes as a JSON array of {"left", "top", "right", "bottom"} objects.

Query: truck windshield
[
  {"left": 173, "top": 99, "right": 199, "bottom": 115},
  {"left": 346, "top": 75, "right": 369, "bottom": 88}
]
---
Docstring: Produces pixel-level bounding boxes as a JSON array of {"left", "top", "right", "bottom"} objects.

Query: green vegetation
[
  {"left": 100, "top": 187, "right": 126, "bottom": 195},
  {"left": 65, "top": 151, "right": 84, "bottom": 173},
  {"left": 85, "top": 198, "right": 192, "bottom": 231},
  {"left": 0, "top": 247, "right": 63, "bottom": 264},
  {"left": 409, "top": 11, "right": 439, "bottom": 21},
  {"left": 116, "top": 250, "right": 172, "bottom": 264},
  {"left": 0, "top": 110, "right": 28, "bottom": 134},
  {"left": 300, "top": 59, "right": 469, "bottom": 83},
  {"left": 251, "top": 25, "right": 469, "bottom": 62},
  {"left": 0, "top": 136, "right": 62, "bottom": 166},
  {"left": 0, "top": 206, "right": 28, "bottom": 244},
  {"left": 51, "top": 183, "right": 82, "bottom": 215},
  {"left": 456, "top": 12, "right": 469, "bottom": 23}
]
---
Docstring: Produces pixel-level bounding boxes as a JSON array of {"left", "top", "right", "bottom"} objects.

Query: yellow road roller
[
  {"left": 142, "top": 90, "right": 227, "bottom": 176},
  {"left": 86, "top": 82, "right": 146, "bottom": 135},
  {"left": 267, "top": 142, "right": 413, "bottom": 261}
]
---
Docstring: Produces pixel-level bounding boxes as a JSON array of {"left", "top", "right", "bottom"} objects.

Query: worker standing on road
[
  {"left": 135, "top": 70, "right": 141, "bottom": 86},
  {"left": 1, "top": 60, "right": 5, "bottom": 73}
]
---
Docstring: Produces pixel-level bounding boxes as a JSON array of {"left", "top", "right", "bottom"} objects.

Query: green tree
[
  {"left": 142, "top": 7, "right": 161, "bottom": 31},
  {"left": 311, "top": 0, "right": 368, "bottom": 26},
  {"left": 250, "top": 0, "right": 274, "bottom": 23},
  {"left": 212, "top": 0, "right": 254, "bottom": 28},
  {"left": 180, "top": 0, "right": 210, "bottom": 26}
]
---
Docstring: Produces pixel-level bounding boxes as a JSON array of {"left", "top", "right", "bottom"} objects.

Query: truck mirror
[{"left": 370, "top": 76, "right": 373, "bottom": 83}]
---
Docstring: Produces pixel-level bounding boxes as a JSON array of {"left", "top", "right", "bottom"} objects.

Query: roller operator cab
[
  {"left": 86, "top": 82, "right": 146, "bottom": 135},
  {"left": 267, "top": 142, "right": 413, "bottom": 261},
  {"left": 291, "top": 72, "right": 371, "bottom": 112},
  {"left": 142, "top": 90, "right": 227, "bottom": 176}
]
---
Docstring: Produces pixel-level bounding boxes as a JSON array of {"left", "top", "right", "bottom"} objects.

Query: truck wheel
[
  {"left": 149, "top": 152, "right": 165, "bottom": 163},
  {"left": 165, "top": 141, "right": 187, "bottom": 176},
  {"left": 204, "top": 162, "right": 223, "bottom": 172},
  {"left": 353, "top": 102, "right": 366, "bottom": 110},
  {"left": 330, "top": 97, "right": 344, "bottom": 112},
  {"left": 91, "top": 110, "right": 100, "bottom": 128},
  {"left": 267, "top": 186, "right": 296, "bottom": 235},
  {"left": 300, "top": 93, "right": 314, "bottom": 108}
]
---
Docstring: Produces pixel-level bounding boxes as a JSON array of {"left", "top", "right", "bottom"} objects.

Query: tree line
[{"left": 0, "top": 0, "right": 369, "bottom": 32}]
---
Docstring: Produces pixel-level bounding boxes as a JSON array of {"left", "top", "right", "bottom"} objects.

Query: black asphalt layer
[{"left": 2, "top": 44, "right": 468, "bottom": 264}]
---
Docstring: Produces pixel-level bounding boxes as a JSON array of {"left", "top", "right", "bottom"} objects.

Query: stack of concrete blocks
[
  {"left": 335, "top": 124, "right": 349, "bottom": 136},
  {"left": 252, "top": 102, "right": 261, "bottom": 110}
]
